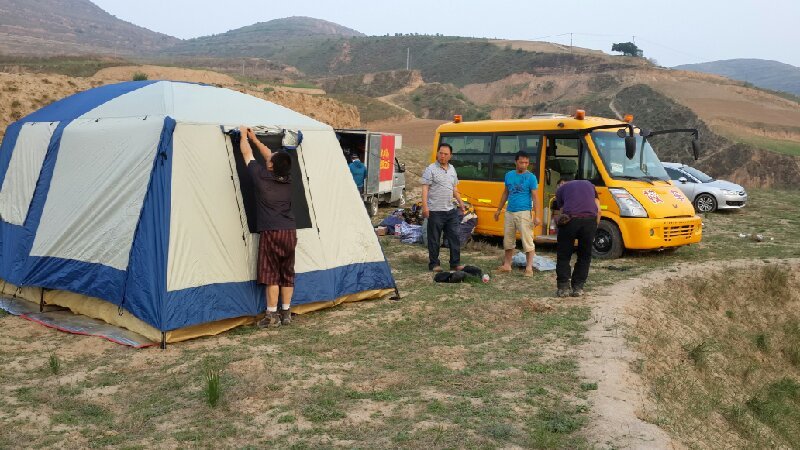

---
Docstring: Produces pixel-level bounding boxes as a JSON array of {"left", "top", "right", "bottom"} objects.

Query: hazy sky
[{"left": 92, "top": 0, "right": 800, "bottom": 68}]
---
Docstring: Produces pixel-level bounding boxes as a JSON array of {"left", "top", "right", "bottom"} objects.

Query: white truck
[{"left": 335, "top": 129, "right": 406, "bottom": 216}]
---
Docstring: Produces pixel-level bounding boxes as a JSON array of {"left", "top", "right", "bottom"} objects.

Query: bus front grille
[{"left": 663, "top": 224, "right": 695, "bottom": 241}]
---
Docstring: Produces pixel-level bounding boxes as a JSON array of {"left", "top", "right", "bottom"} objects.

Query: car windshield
[
  {"left": 591, "top": 131, "right": 670, "bottom": 182},
  {"left": 680, "top": 165, "right": 714, "bottom": 183}
]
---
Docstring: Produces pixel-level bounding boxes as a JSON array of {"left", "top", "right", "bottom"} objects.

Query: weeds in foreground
[
  {"left": 684, "top": 340, "right": 714, "bottom": 368},
  {"left": 205, "top": 368, "right": 221, "bottom": 407},
  {"left": 132, "top": 72, "right": 148, "bottom": 81},
  {"left": 753, "top": 333, "right": 770, "bottom": 352},
  {"left": 761, "top": 265, "right": 790, "bottom": 299},
  {"left": 48, "top": 354, "right": 60, "bottom": 375}
]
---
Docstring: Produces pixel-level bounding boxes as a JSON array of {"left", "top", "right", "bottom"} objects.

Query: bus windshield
[{"left": 591, "top": 131, "right": 670, "bottom": 182}]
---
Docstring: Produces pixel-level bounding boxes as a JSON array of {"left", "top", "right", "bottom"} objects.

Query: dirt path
[{"left": 578, "top": 258, "right": 800, "bottom": 449}]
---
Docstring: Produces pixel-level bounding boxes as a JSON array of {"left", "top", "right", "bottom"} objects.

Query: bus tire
[
  {"left": 593, "top": 220, "right": 624, "bottom": 259},
  {"left": 366, "top": 196, "right": 379, "bottom": 217}
]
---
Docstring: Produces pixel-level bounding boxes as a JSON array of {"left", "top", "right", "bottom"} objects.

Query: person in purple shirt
[{"left": 554, "top": 177, "right": 601, "bottom": 297}]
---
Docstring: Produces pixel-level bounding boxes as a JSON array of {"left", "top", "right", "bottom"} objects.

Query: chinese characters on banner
[{"left": 379, "top": 135, "right": 395, "bottom": 182}]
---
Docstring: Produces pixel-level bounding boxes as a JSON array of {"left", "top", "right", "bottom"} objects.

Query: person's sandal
[
  {"left": 523, "top": 269, "right": 534, "bottom": 277},
  {"left": 495, "top": 265, "right": 512, "bottom": 273}
]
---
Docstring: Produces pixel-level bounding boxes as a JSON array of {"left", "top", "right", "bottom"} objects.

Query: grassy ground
[
  {"left": 330, "top": 93, "right": 410, "bottom": 123},
  {"left": 630, "top": 263, "right": 800, "bottom": 448},
  {"left": 730, "top": 134, "right": 800, "bottom": 157},
  {"left": 1, "top": 187, "right": 799, "bottom": 448}
]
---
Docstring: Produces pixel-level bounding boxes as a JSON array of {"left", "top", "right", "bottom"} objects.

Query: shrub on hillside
[{"left": 132, "top": 72, "right": 148, "bottom": 81}]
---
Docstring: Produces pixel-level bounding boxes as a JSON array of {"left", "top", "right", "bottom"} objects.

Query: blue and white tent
[{"left": 0, "top": 81, "right": 395, "bottom": 343}]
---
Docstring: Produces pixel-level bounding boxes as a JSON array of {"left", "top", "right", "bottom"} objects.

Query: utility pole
[
  {"left": 242, "top": 60, "right": 245, "bottom": 77},
  {"left": 632, "top": 35, "right": 636, "bottom": 45},
  {"left": 406, "top": 47, "right": 410, "bottom": 70},
  {"left": 569, "top": 33, "right": 573, "bottom": 52}
]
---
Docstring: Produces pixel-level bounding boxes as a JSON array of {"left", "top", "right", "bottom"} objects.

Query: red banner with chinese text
[{"left": 379, "top": 135, "right": 395, "bottom": 182}]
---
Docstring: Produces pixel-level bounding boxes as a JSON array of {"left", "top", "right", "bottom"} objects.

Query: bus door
[
  {"left": 542, "top": 135, "right": 604, "bottom": 235},
  {"left": 492, "top": 133, "right": 543, "bottom": 235}
]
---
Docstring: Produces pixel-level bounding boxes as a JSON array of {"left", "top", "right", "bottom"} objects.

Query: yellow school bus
[{"left": 431, "top": 112, "right": 703, "bottom": 258}]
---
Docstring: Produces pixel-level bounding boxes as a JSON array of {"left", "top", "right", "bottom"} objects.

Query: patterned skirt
[{"left": 257, "top": 230, "right": 298, "bottom": 287}]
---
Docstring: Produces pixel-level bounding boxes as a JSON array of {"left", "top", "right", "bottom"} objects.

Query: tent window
[{"left": 232, "top": 133, "right": 313, "bottom": 232}]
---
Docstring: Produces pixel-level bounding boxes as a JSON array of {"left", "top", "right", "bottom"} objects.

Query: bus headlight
[{"left": 609, "top": 188, "right": 648, "bottom": 218}]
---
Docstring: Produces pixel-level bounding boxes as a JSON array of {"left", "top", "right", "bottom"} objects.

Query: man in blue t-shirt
[
  {"left": 493, "top": 151, "right": 540, "bottom": 276},
  {"left": 349, "top": 154, "right": 367, "bottom": 191}
]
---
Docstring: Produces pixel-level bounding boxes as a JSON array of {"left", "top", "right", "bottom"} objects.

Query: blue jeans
[{"left": 427, "top": 209, "right": 461, "bottom": 270}]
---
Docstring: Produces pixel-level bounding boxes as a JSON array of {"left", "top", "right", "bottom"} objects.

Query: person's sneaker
[
  {"left": 570, "top": 287, "right": 585, "bottom": 297},
  {"left": 556, "top": 288, "right": 571, "bottom": 298},
  {"left": 431, "top": 266, "right": 444, "bottom": 273},
  {"left": 279, "top": 308, "right": 292, "bottom": 325},
  {"left": 257, "top": 311, "right": 281, "bottom": 328}
]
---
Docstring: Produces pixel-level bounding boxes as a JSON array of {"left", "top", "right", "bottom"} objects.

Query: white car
[{"left": 662, "top": 162, "right": 747, "bottom": 213}]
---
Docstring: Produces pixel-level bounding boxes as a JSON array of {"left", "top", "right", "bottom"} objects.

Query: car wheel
[
  {"left": 366, "top": 196, "right": 379, "bottom": 217},
  {"left": 693, "top": 193, "right": 717, "bottom": 213},
  {"left": 390, "top": 190, "right": 406, "bottom": 208},
  {"left": 593, "top": 220, "right": 624, "bottom": 259}
]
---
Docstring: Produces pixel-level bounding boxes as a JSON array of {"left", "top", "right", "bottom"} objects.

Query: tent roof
[{"left": 21, "top": 81, "right": 330, "bottom": 131}]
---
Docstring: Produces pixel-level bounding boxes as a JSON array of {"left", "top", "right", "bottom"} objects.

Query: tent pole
[
  {"left": 39, "top": 288, "right": 45, "bottom": 312},
  {"left": 160, "top": 332, "right": 167, "bottom": 350}
]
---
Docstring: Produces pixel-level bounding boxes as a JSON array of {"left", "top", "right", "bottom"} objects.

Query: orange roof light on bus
[
  {"left": 453, "top": 114, "right": 462, "bottom": 123},
  {"left": 624, "top": 114, "right": 634, "bottom": 123},
  {"left": 574, "top": 109, "right": 585, "bottom": 120}
]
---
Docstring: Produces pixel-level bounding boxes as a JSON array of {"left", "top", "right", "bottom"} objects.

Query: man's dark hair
[
  {"left": 438, "top": 143, "right": 453, "bottom": 154},
  {"left": 558, "top": 175, "right": 574, "bottom": 183},
  {"left": 271, "top": 152, "right": 292, "bottom": 178},
  {"left": 515, "top": 151, "right": 529, "bottom": 161}
]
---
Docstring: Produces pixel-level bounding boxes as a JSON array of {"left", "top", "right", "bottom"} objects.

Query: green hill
[
  {"left": 0, "top": 0, "right": 178, "bottom": 56},
  {"left": 163, "top": 16, "right": 363, "bottom": 60},
  {"left": 674, "top": 59, "right": 800, "bottom": 97},
  {"left": 284, "top": 36, "right": 638, "bottom": 87}
]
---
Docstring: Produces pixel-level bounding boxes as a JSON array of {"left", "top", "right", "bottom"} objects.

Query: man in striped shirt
[{"left": 421, "top": 143, "right": 466, "bottom": 272}]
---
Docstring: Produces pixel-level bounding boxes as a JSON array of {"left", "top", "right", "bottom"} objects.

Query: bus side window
[
  {"left": 440, "top": 134, "right": 492, "bottom": 180},
  {"left": 492, "top": 134, "right": 541, "bottom": 179}
]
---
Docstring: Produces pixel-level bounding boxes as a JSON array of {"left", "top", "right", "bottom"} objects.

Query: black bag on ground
[
  {"left": 461, "top": 265, "right": 483, "bottom": 279},
  {"left": 433, "top": 271, "right": 467, "bottom": 283}
]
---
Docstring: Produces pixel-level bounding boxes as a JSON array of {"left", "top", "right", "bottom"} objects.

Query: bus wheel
[
  {"left": 366, "top": 196, "right": 379, "bottom": 217},
  {"left": 593, "top": 220, "right": 623, "bottom": 259}
]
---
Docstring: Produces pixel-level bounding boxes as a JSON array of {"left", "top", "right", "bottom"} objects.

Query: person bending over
[{"left": 553, "top": 177, "right": 601, "bottom": 298}]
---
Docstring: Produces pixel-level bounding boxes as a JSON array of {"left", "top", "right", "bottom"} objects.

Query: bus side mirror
[
  {"left": 625, "top": 136, "right": 637, "bottom": 160},
  {"left": 398, "top": 163, "right": 406, "bottom": 173},
  {"left": 545, "top": 168, "right": 551, "bottom": 185},
  {"left": 691, "top": 139, "right": 700, "bottom": 160}
]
